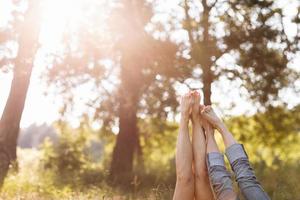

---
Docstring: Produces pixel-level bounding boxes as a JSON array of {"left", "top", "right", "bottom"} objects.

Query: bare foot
[
  {"left": 180, "top": 92, "right": 193, "bottom": 121},
  {"left": 200, "top": 105, "right": 225, "bottom": 132}
]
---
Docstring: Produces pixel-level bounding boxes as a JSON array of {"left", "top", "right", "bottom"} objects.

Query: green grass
[
  {"left": 0, "top": 149, "right": 174, "bottom": 200},
  {"left": 1, "top": 148, "right": 300, "bottom": 200}
]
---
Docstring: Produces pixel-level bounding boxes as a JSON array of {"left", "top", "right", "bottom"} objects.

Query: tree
[
  {"left": 0, "top": 0, "right": 41, "bottom": 185},
  {"left": 108, "top": 0, "right": 181, "bottom": 184},
  {"left": 181, "top": 0, "right": 300, "bottom": 106},
  {"left": 44, "top": 0, "right": 183, "bottom": 185}
]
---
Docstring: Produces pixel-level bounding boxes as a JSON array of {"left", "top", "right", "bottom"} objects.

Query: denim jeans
[{"left": 207, "top": 144, "right": 271, "bottom": 200}]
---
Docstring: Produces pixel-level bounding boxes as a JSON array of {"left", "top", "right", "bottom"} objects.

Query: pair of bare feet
[
  {"left": 180, "top": 91, "right": 224, "bottom": 134},
  {"left": 180, "top": 90, "right": 236, "bottom": 149}
]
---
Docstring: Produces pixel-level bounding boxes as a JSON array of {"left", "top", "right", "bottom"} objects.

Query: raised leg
[
  {"left": 204, "top": 119, "right": 237, "bottom": 200},
  {"left": 202, "top": 106, "right": 270, "bottom": 200},
  {"left": 173, "top": 93, "right": 194, "bottom": 200},
  {"left": 191, "top": 92, "right": 214, "bottom": 200}
]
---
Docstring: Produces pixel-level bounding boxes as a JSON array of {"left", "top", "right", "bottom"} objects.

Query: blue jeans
[{"left": 207, "top": 144, "right": 270, "bottom": 200}]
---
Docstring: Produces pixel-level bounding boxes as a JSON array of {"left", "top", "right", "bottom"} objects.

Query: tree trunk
[
  {"left": 0, "top": 67, "right": 33, "bottom": 185},
  {"left": 109, "top": 0, "right": 148, "bottom": 186},
  {"left": 203, "top": 67, "right": 213, "bottom": 105},
  {"left": 201, "top": 0, "right": 213, "bottom": 105},
  {"left": 0, "top": 147, "right": 10, "bottom": 187},
  {"left": 110, "top": 98, "right": 139, "bottom": 185},
  {"left": 0, "top": 0, "right": 40, "bottom": 186},
  {"left": 110, "top": 54, "right": 142, "bottom": 185}
]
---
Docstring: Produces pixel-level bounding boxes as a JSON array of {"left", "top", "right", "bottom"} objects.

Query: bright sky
[{"left": 0, "top": 0, "right": 299, "bottom": 128}]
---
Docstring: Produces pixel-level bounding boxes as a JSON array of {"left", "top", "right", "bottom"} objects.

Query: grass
[
  {"left": 0, "top": 149, "right": 174, "bottom": 200},
  {"left": 1, "top": 148, "right": 300, "bottom": 200}
]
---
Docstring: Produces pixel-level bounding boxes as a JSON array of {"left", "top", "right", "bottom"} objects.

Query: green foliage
[
  {"left": 226, "top": 105, "right": 300, "bottom": 166},
  {"left": 182, "top": 0, "right": 300, "bottom": 105},
  {"left": 115, "top": 118, "right": 178, "bottom": 191},
  {"left": 40, "top": 123, "right": 95, "bottom": 186},
  {"left": 138, "top": 118, "right": 177, "bottom": 179}
]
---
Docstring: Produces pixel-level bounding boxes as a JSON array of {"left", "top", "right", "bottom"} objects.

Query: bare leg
[
  {"left": 173, "top": 93, "right": 194, "bottom": 200},
  {"left": 204, "top": 122, "right": 220, "bottom": 154},
  {"left": 191, "top": 92, "right": 214, "bottom": 200}
]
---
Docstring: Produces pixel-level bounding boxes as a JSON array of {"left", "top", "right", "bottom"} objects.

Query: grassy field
[
  {"left": 0, "top": 149, "right": 174, "bottom": 200},
  {"left": 1, "top": 147, "right": 300, "bottom": 200}
]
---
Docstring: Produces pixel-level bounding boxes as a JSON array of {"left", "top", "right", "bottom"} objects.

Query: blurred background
[{"left": 0, "top": 0, "right": 299, "bottom": 199}]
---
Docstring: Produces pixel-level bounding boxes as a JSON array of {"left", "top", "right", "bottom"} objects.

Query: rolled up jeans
[{"left": 207, "top": 144, "right": 271, "bottom": 200}]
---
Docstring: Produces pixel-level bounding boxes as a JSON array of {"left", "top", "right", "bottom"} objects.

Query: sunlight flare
[{"left": 40, "top": 0, "right": 84, "bottom": 50}]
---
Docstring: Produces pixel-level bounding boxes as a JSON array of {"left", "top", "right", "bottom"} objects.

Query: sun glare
[{"left": 40, "top": 0, "right": 85, "bottom": 51}]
